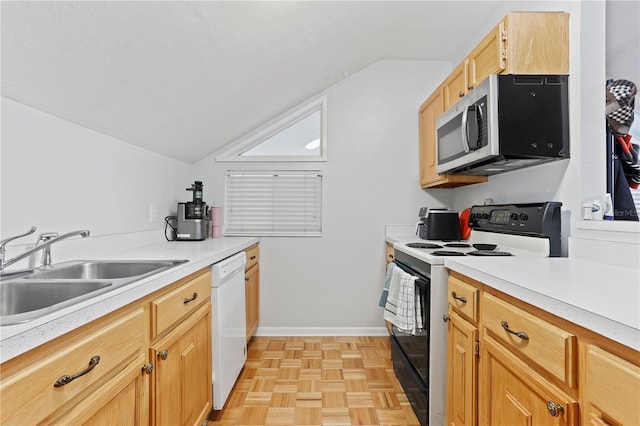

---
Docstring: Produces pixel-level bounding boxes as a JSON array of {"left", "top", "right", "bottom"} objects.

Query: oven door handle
[{"left": 393, "top": 260, "right": 430, "bottom": 289}]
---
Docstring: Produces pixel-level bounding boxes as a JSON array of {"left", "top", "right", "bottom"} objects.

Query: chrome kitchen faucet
[{"left": 0, "top": 227, "right": 90, "bottom": 271}]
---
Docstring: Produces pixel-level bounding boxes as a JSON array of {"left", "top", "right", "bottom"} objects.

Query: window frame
[{"left": 216, "top": 96, "right": 327, "bottom": 162}]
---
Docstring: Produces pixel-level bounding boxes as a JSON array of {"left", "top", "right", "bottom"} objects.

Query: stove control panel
[{"left": 469, "top": 202, "right": 561, "bottom": 237}]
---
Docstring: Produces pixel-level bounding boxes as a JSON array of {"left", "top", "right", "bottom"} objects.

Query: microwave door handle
[{"left": 461, "top": 106, "right": 471, "bottom": 153}]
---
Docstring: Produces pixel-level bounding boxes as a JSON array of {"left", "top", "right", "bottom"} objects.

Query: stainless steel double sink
[{"left": 0, "top": 260, "right": 188, "bottom": 326}]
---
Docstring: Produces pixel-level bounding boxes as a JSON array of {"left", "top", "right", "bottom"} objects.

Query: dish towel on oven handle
[
  {"left": 378, "top": 262, "right": 395, "bottom": 308},
  {"left": 383, "top": 265, "right": 418, "bottom": 334}
]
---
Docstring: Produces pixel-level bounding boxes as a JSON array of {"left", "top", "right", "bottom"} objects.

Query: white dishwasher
[{"left": 210, "top": 251, "right": 247, "bottom": 410}]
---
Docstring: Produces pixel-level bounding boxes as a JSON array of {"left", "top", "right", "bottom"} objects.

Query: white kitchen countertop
[
  {"left": 0, "top": 236, "right": 259, "bottom": 363},
  {"left": 444, "top": 257, "right": 640, "bottom": 351},
  {"left": 385, "top": 226, "right": 640, "bottom": 352}
]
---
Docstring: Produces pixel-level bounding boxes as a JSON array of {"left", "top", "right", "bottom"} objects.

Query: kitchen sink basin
[
  {"left": 30, "top": 260, "right": 187, "bottom": 280},
  {"left": 0, "top": 280, "right": 113, "bottom": 325},
  {"left": 0, "top": 259, "right": 189, "bottom": 326}
]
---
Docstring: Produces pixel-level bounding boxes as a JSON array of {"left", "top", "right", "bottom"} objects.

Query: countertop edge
[
  {"left": 444, "top": 258, "right": 640, "bottom": 352},
  {"left": 0, "top": 237, "right": 259, "bottom": 363}
]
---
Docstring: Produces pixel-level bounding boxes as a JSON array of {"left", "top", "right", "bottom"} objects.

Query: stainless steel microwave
[{"left": 436, "top": 74, "right": 570, "bottom": 175}]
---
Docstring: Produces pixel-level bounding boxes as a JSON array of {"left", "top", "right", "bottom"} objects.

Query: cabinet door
[
  {"left": 53, "top": 353, "right": 149, "bottom": 426},
  {"left": 585, "top": 345, "right": 640, "bottom": 426},
  {"left": 446, "top": 310, "right": 478, "bottom": 426},
  {"left": 419, "top": 88, "right": 446, "bottom": 187},
  {"left": 245, "top": 263, "right": 260, "bottom": 341},
  {"left": 443, "top": 60, "right": 468, "bottom": 109},
  {"left": 152, "top": 302, "right": 212, "bottom": 426},
  {"left": 468, "top": 21, "right": 505, "bottom": 90},
  {"left": 480, "top": 336, "right": 579, "bottom": 426}
]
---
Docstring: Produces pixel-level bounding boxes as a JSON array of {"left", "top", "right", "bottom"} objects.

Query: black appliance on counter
[{"left": 176, "top": 181, "right": 208, "bottom": 241}]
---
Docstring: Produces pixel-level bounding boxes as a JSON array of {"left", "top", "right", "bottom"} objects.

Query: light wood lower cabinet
[
  {"left": 245, "top": 244, "right": 260, "bottom": 342},
  {"left": 584, "top": 345, "right": 640, "bottom": 426},
  {"left": 0, "top": 306, "right": 148, "bottom": 425},
  {"left": 0, "top": 267, "right": 215, "bottom": 426},
  {"left": 481, "top": 335, "right": 579, "bottom": 426},
  {"left": 151, "top": 302, "right": 212, "bottom": 426},
  {"left": 446, "top": 271, "right": 640, "bottom": 426},
  {"left": 446, "top": 310, "right": 478, "bottom": 426}
]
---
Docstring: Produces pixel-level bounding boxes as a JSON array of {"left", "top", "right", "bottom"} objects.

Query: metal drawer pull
[
  {"left": 451, "top": 291, "right": 467, "bottom": 303},
  {"left": 158, "top": 350, "right": 169, "bottom": 360},
  {"left": 442, "top": 314, "right": 450, "bottom": 323},
  {"left": 54, "top": 355, "right": 100, "bottom": 387},
  {"left": 142, "top": 362, "right": 154, "bottom": 374},
  {"left": 501, "top": 321, "right": 529, "bottom": 340},
  {"left": 546, "top": 401, "right": 564, "bottom": 417},
  {"left": 250, "top": 255, "right": 257, "bottom": 260},
  {"left": 183, "top": 292, "right": 198, "bottom": 304}
]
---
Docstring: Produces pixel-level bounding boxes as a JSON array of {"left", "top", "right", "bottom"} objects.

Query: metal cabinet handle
[
  {"left": 158, "top": 350, "right": 169, "bottom": 360},
  {"left": 142, "top": 362, "right": 154, "bottom": 374},
  {"left": 54, "top": 355, "right": 100, "bottom": 387},
  {"left": 443, "top": 314, "right": 450, "bottom": 323},
  {"left": 458, "top": 91, "right": 464, "bottom": 98},
  {"left": 546, "top": 401, "right": 564, "bottom": 417},
  {"left": 183, "top": 292, "right": 198, "bottom": 304},
  {"left": 451, "top": 291, "right": 467, "bottom": 304},
  {"left": 501, "top": 321, "right": 529, "bottom": 340},
  {"left": 250, "top": 255, "right": 257, "bottom": 260},
  {"left": 467, "top": 84, "right": 474, "bottom": 90},
  {"left": 245, "top": 276, "right": 250, "bottom": 282}
]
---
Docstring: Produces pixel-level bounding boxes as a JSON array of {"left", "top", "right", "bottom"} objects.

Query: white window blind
[{"left": 224, "top": 170, "right": 322, "bottom": 236}]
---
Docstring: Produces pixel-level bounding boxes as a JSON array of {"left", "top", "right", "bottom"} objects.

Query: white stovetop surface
[
  {"left": 386, "top": 226, "right": 640, "bottom": 351},
  {"left": 0, "top": 236, "right": 258, "bottom": 363}
]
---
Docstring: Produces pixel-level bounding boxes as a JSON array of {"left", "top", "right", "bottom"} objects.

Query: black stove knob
[
  {"left": 519, "top": 212, "right": 529, "bottom": 221},
  {"left": 510, "top": 212, "right": 519, "bottom": 220}
]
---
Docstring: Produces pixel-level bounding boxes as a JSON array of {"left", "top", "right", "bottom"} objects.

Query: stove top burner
[
  {"left": 467, "top": 250, "right": 513, "bottom": 257},
  {"left": 444, "top": 243, "right": 471, "bottom": 248},
  {"left": 407, "top": 242, "right": 443, "bottom": 249},
  {"left": 430, "top": 250, "right": 467, "bottom": 256}
]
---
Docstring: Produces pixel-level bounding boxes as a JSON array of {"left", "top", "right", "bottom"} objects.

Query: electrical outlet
[{"left": 149, "top": 204, "right": 158, "bottom": 223}]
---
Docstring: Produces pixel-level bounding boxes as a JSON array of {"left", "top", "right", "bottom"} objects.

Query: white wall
[
  {"left": 193, "top": 60, "right": 452, "bottom": 333},
  {"left": 1, "top": 98, "right": 192, "bottom": 240}
]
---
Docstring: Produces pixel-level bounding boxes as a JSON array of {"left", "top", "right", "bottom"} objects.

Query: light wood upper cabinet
[
  {"left": 503, "top": 12, "right": 570, "bottom": 75},
  {"left": 442, "top": 60, "right": 469, "bottom": 110},
  {"left": 419, "top": 86, "right": 487, "bottom": 188},
  {"left": 420, "top": 11, "right": 568, "bottom": 188}
]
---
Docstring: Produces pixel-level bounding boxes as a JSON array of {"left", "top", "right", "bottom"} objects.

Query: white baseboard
[{"left": 254, "top": 326, "right": 389, "bottom": 337}]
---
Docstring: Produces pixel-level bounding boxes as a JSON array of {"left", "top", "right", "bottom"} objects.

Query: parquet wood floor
[{"left": 208, "top": 336, "right": 421, "bottom": 426}]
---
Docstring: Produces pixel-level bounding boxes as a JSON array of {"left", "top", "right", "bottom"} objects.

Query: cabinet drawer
[
  {"left": 386, "top": 243, "right": 394, "bottom": 264},
  {"left": 482, "top": 293, "right": 577, "bottom": 387},
  {"left": 245, "top": 244, "right": 259, "bottom": 271},
  {"left": 586, "top": 345, "right": 640, "bottom": 426},
  {"left": 1, "top": 307, "right": 146, "bottom": 425},
  {"left": 152, "top": 269, "right": 211, "bottom": 338},
  {"left": 448, "top": 275, "right": 479, "bottom": 323}
]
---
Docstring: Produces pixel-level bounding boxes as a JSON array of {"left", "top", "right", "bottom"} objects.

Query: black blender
[{"left": 176, "top": 181, "right": 208, "bottom": 241}]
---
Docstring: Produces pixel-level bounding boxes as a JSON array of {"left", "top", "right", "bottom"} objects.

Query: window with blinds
[{"left": 224, "top": 170, "right": 322, "bottom": 236}]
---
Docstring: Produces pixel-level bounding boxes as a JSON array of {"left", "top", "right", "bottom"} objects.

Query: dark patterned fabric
[
  {"left": 606, "top": 79, "right": 637, "bottom": 135},
  {"left": 615, "top": 134, "right": 640, "bottom": 189}
]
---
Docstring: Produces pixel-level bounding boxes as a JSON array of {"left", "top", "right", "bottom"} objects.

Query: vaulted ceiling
[{"left": 1, "top": 1, "right": 503, "bottom": 164}]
